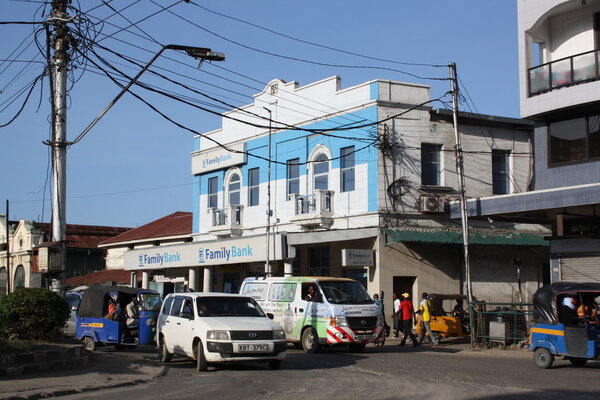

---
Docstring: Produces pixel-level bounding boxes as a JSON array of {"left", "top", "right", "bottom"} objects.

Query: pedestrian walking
[
  {"left": 373, "top": 293, "right": 386, "bottom": 346},
  {"left": 398, "top": 293, "right": 419, "bottom": 347},
  {"left": 418, "top": 292, "right": 439, "bottom": 348},
  {"left": 391, "top": 293, "right": 401, "bottom": 338}
]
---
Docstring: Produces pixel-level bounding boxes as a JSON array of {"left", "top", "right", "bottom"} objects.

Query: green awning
[{"left": 383, "top": 227, "right": 548, "bottom": 247}]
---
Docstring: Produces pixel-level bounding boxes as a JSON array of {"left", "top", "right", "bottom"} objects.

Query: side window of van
[
  {"left": 269, "top": 283, "right": 296, "bottom": 302},
  {"left": 170, "top": 297, "right": 184, "bottom": 317},
  {"left": 241, "top": 282, "right": 268, "bottom": 301},
  {"left": 181, "top": 298, "right": 194, "bottom": 320},
  {"left": 161, "top": 296, "right": 174, "bottom": 316}
]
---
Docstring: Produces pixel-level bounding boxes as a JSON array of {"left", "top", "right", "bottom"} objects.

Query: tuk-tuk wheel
[
  {"left": 83, "top": 336, "right": 96, "bottom": 352},
  {"left": 567, "top": 357, "right": 588, "bottom": 367},
  {"left": 533, "top": 347, "right": 554, "bottom": 369}
]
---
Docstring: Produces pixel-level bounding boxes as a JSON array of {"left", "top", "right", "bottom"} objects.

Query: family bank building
[{"left": 119, "top": 76, "right": 548, "bottom": 307}]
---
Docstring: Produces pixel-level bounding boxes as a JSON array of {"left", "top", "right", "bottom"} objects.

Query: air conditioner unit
[{"left": 419, "top": 195, "right": 445, "bottom": 213}]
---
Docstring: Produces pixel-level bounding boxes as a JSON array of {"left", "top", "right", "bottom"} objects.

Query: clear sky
[{"left": 0, "top": 0, "right": 519, "bottom": 228}]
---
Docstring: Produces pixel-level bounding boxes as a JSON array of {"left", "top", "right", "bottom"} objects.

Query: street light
[{"left": 46, "top": 44, "right": 224, "bottom": 291}]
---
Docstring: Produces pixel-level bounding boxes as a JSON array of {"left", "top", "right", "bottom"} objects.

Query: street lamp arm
[{"left": 69, "top": 44, "right": 224, "bottom": 145}]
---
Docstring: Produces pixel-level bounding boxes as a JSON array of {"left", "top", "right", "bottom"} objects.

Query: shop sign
[
  {"left": 341, "top": 249, "right": 373, "bottom": 267},
  {"left": 191, "top": 143, "right": 246, "bottom": 174},
  {"left": 124, "top": 234, "right": 284, "bottom": 270}
]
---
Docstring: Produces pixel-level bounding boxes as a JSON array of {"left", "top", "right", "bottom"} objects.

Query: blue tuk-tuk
[
  {"left": 76, "top": 285, "right": 162, "bottom": 351},
  {"left": 529, "top": 282, "right": 600, "bottom": 368}
]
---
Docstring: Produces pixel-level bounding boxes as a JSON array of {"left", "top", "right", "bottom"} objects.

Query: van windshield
[
  {"left": 319, "top": 281, "right": 373, "bottom": 305},
  {"left": 196, "top": 296, "right": 266, "bottom": 317}
]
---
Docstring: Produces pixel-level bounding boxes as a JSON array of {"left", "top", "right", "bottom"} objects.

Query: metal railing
[
  {"left": 528, "top": 49, "right": 600, "bottom": 96},
  {"left": 468, "top": 302, "right": 533, "bottom": 350},
  {"left": 293, "top": 190, "right": 333, "bottom": 216},
  {"left": 210, "top": 205, "right": 242, "bottom": 227}
]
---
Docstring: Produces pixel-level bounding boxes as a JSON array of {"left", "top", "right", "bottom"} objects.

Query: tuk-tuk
[
  {"left": 529, "top": 282, "right": 600, "bottom": 369},
  {"left": 415, "top": 294, "right": 469, "bottom": 338},
  {"left": 76, "top": 285, "right": 162, "bottom": 351}
]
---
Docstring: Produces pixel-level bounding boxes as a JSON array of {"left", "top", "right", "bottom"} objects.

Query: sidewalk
[{"left": 0, "top": 349, "right": 164, "bottom": 400}]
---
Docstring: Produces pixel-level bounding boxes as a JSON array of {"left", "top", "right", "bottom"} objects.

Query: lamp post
[
  {"left": 46, "top": 44, "right": 224, "bottom": 291},
  {"left": 263, "top": 107, "right": 273, "bottom": 276}
]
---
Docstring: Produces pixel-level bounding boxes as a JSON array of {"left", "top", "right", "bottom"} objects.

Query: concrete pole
[
  {"left": 203, "top": 267, "right": 212, "bottom": 292},
  {"left": 263, "top": 107, "right": 272, "bottom": 276},
  {"left": 188, "top": 267, "right": 198, "bottom": 291},
  {"left": 284, "top": 262, "right": 293, "bottom": 277},
  {"left": 142, "top": 271, "right": 150, "bottom": 289}
]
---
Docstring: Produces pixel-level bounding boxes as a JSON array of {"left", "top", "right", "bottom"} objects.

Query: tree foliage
[{"left": 0, "top": 288, "right": 70, "bottom": 340}]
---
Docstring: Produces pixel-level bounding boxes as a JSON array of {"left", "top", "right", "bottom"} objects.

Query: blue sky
[{"left": 0, "top": 0, "right": 519, "bottom": 228}]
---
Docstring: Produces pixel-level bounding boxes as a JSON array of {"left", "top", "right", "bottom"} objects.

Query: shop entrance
[{"left": 393, "top": 276, "right": 416, "bottom": 300}]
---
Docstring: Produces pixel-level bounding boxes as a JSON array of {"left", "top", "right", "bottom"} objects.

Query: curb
[{"left": 0, "top": 345, "right": 90, "bottom": 378}]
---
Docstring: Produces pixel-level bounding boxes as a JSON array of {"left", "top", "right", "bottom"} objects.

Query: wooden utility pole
[{"left": 449, "top": 62, "right": 473, "bottom": 303}]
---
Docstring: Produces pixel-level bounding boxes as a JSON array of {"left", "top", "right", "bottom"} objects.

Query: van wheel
[
  {"left": 158, "top": 338, "right": 172, "bottom": 363},
  {"left": 301, "top": 328, "right": 320, "bottom": 353},
  {"left": 268, "top": 360, "right": 281, "bottom": 370},
  {"left": 533, "top": 347, "right": 554, "bottom": 369},
  {"left": 196, "top": 341, "right": 208, "bottom": 371},
  {"left": 83, "top": 336, "right": 96, "bottom": 352},
  {"left": 568, "top": 357, "right": 587, "bottom": 367}
]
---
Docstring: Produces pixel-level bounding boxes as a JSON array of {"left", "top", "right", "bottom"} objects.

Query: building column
[
  {"left": 142, "top": 271, "right": 150, "bottom": 289},
  {"left": 203, "top": 267, "right": 212, "bottom": 292},
  {"left": 189, "top": 267, "right": 199, "bottom": 291},
  {"left": 284, "top": 262, "right": 293, "bottom": 276}
]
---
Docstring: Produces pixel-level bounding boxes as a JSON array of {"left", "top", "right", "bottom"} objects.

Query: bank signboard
[
  {"left": 191, "top": 143, "right": 246, "bottom": 174},
  {"left": 124, "top": 234, "right": 284, "bottom": 270},
  {"left": 341, "top": 248, "right": 373, "bottom": 267}
]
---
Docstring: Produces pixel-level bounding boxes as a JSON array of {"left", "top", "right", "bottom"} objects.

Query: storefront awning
[{"left": 383, "top": 227, "right": 548, "bottom": 247}]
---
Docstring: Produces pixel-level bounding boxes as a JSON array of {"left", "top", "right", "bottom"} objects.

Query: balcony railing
[
  {"left": 528, "top": 49, "right": 600, "bottom": 96},
  {"left": 209, "top": 205, "right": 243, "bottom": 236},
  {"left": 289, "top": 190, "right": 334, "bottom": 229}
]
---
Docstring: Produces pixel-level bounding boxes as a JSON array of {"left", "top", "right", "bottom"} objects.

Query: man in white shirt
[{"left": 392, "top": 293, "right": 401, "bottom": 338}]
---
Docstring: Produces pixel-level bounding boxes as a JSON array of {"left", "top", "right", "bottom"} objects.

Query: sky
[{"left": 0, "top": 0, "right": 520, "bottom": 228}]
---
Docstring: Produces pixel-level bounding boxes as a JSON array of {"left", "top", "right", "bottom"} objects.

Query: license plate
[
  {"left": 238, "top": 344, "right": 269, "bottom": 352},
  {"left": 355, "top": 335, "right": 372, "bottom": 341}
]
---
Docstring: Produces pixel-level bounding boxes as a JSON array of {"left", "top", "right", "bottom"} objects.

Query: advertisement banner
[{"left": 191, "top": 143, "right": 246, "bottom": 174}]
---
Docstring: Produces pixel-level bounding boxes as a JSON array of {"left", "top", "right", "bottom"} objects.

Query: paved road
[{"left": 57, "top": 339, "right": 600, "bottom": 400}]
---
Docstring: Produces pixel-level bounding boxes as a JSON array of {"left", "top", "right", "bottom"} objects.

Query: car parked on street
[{"left": 156, "top": 292, "right": 286, "bottom": 371}]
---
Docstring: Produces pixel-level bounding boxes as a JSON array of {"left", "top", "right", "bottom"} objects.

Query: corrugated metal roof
[
  {"left": 99, "top": 212, "right": 192, "bottom": 246},
  {"left": 383, "top": 227, "right": 548, "bottom": 246},
  {"left": 65, "top": 269, "right": 132, "bottom": 287}
]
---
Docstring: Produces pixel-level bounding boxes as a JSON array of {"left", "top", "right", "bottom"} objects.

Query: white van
[{"left": 240, "top": 277, "right": 383, "bottom": 352}]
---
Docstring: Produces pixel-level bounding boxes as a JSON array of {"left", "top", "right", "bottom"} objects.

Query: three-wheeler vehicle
[
  {"left": 529, "top": 282, "right": 600, "bottom": 369},
  {"left": 76, "top": 285, "right": 162, "bottom": 351}
]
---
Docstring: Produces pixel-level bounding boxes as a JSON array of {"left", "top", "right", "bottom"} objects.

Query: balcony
[
  {"left": 289, "top": 190, "right": 334, "bottom": 230},
  {"left": 208, "top": 205, "right": 243, "bottom": 237},
  {"left": 528, "top": 49, "right": 600, "bottom": 97}
]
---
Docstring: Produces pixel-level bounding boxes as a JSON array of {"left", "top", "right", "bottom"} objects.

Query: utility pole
[
  {"left": 449, "top": 62, "right": 473, "bottom": 303},
  {"left": 5, "top": 200, "right": 10, "bottom": 295},
  {"left": 263, "top": 107, "right": 272, "bottom": 276},
  {"left": 46, "top": 0, "right": 70, "bottom": 293}
]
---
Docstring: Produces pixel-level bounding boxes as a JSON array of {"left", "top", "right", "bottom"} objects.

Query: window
[
  {"left": 14, "top": 265, "right": 24, "bottom": 289},
  {"left": 287, "top": 158, "right": 300, "bottom": 197},
  {"left": 208, "top": 177, "right": 218, "bottom": 209},
  {"left": 549, "top": 115, "right": 600, "bottom": 165},
  {"left": 169, "top": 296, "right": 184, "bottom": 317},
  {"left": 492, "top": 150, "right": 511, "bottom": 195},
  {"left": 228, "top": 173, "right": 241, "bottom": 205},
  {"left": 248, "top": 168, "right": 260, "bottom": 206},
  {"left": 0, "top": 267, "right": 6, "bottom": 298},
  {"left": 340, "top": 146, "right": 355, "bottom": 192},
  {"left": 309, "top": 246, "right": 330, "bottom": 276},
  {"left": 313, "top": 153, "right": 329, "bottom": 190},
  {"left": 421, "top": 143, "right": 442, "bottom": 186}
]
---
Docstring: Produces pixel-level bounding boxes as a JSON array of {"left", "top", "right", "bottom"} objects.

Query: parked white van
[
  {"left": 240, "top": 277, "right": 383, "bottom": 352},
  {"left": 156, "top": 292, "right": 287, "bottom": 371}
]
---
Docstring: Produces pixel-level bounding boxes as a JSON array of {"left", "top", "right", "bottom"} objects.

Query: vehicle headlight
[
  {"left": 376, "top": 315, "right": 383, "bottom": 327},
  {"left": 207, "top": 330, "right": 230, "bottom": 340},
  {"left": 330, "top": 316, "right": 349, "bottom": 327},
  {"left": 273, "top": 330, "right": 286, "bottom": 340}
]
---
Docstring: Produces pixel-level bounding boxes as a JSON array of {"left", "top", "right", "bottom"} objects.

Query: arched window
[
  {"left": 0, "top": 267, "right": 7, "bottom": 298},
  {"left": 313, "top": 153, "right": 329, "bottom": 190},
  {"left": 228, "top": 173, "right": 241, "bottom": 205},
  {"left": 14, "top": 265, "right": 25, "bottom": 290}
]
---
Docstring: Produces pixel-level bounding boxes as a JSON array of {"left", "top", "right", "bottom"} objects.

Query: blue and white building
[
  {"left": 454, "top": 0, "right": 600, "bottom": 283},
  {"left": 125, "top": 75, "right": 549, "bottom": 305}
]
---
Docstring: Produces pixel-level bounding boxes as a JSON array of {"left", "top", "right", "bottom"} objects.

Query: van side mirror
[
  {"left": 267, "top": 313, "right": 274, "bottom": 320},
  {"left": 380, "top": 291, "right": 384, "bottom": 300},
  {"left": 180, "top": 311, "right": 193, "bottom": 320}
]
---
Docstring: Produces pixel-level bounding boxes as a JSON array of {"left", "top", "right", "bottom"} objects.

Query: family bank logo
[
  {"left": 201, "top": 154, "right": 232, "bottom": 169},
  {"left": 198, "top": 244, "right": 254, "bottom": 264},
  {"left": 138, "top": 252, "right": 181, "bottom": 267}
]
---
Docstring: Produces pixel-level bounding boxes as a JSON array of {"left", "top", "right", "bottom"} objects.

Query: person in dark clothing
[{"left": 558, "top": 296, "right": 580, "bottom": 327}]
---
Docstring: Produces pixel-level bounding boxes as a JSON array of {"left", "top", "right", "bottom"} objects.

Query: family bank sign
[
  {"left": 191, "top": 143, "right": 246, "bottom": 174},
  {"left": 123, "top": 234, "right": 285, "bottom": 270}
]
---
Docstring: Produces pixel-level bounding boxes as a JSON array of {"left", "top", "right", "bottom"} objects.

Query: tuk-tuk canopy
[
  {"left": 428, "top": 294, "right": 467, "bottom": 317},
  {"left": 532, "top": 282, "right": 600, "bottom": 324},
  {"left": 77, "top": 285, "right": 154, "bottom": 318}
]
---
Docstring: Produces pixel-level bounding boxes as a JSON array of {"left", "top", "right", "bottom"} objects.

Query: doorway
[{"left": 393, "top": 276, "right": 416, "bottom": 301}]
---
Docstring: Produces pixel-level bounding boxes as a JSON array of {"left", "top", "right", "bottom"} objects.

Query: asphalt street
[{"left": 43, "top": 338, "right": 600, "bottom": 400}]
